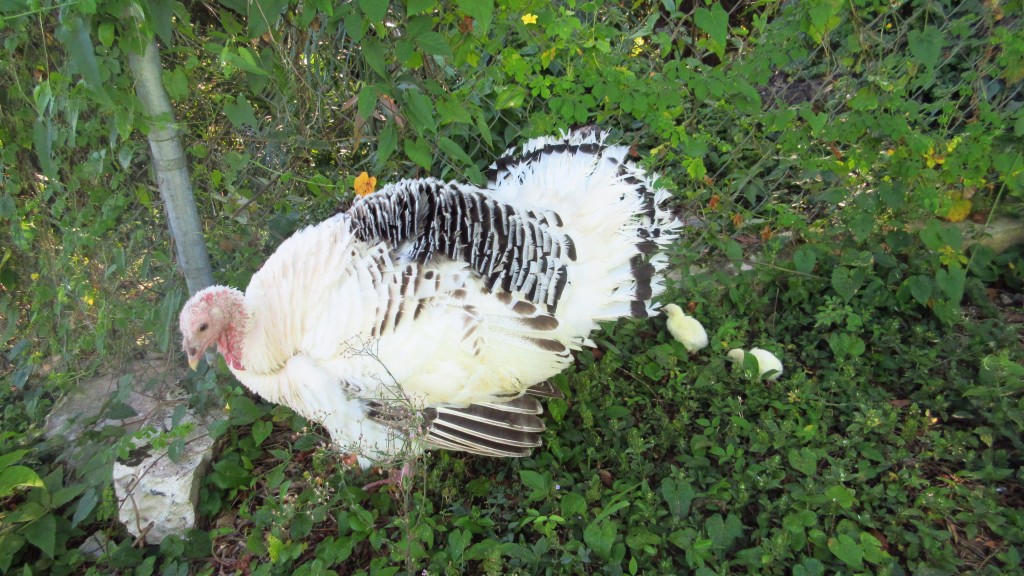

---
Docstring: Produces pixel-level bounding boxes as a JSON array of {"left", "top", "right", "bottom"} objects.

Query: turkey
[{"left": 179, "top": 130, "right": 680, "bottom": 469}]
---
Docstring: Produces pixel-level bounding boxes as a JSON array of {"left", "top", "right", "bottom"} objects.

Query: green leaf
[
  {"left": 473, "top": 107, "right": 493, "bottom": 148},
  {"left": 403, "top": 89, "right": 436, "bottom": 134},
  {"left": 252, "top": 419, "right": 272, "bottom": 446},
  {"left": 407, "top": 0, "right": 435, "bottom": 14},
  {"left": 404, "top": 137, "right": 433, "bottom": 170},
  {"left": 357, "top": 84, "right": 381, "bottom": 121},
  {"left": 55, "top": 16, "right": 103, "bottom": 89},
  {"left": 228, "top": 395, "right": 262, "bottom": 425},
  {"left": 439, "top": 137, "right": 476, "bottom": 169},
  {"left": 97, "top": 21, "right": 115, "bottom": 48},
  {"left": 415, "top": 31, "right": 452, "bottom": 58},
  {"left": 878, "top": 181, "right": 906, "bottom": 209},
  {"left": 907, "top": 274, "right": 934, "bottom": 305},
  {"left": 248, "top": 0, "right": 289, "bottom": 39},
  {"left": 860, "top": 531, "right": 890, "bottom": 563},
  {"left": 32, "top": 118, "right": 55, "bottom": 177},
  {"left": 787, "top": 447, "right": 819, "bottom": 476},
  {"left": 560, "top": 491, "right": 587, "bottom": 517},
  {"left": 693, "top": 4, "right": 728, "bottom": 58},
  {"left": 494, "top": 85, "right": 526, "bottom": 110},
  {"left": 448, "top": 528, "right": 469, "bottom": 562},
  {"left": 825, "top": 485, "right": 856, "bottom": 509},
  {"left": 584, "top": 519, "right": 617, "bottom": 560},
  {"left": 831, "top": 266, "right": 863, "bottom": 301},
  {"left": 437, "top": 98, "right": 472, "bottom": 125},
  {"left": 267, "top": 533, "right": 284, "bottom": 562},
  {"left": 828, "top": 333, "right": 865, "bottom": 359},
  {"left": 848, "top": 88, "right": 878, "bottom": 111},
  {"left": 164, "top": 67, "right": 189, "bottom": 101},
  {"left": 456, "top": 0, "right": 493, "bottom": 36},
  {"left": 361, "top": 37, "right": 388, "bottom": 78},
  {"left": 21, "top": 514, "right": 56, "bottom": 558},
  {"left": 359, "top": 0, "right": 388, "bottom": 23},
  {"left": 519, "top": 469, "right": 552, "bottom": 501},
  {"left": 72, "top": 487, "right": 98, "bottom": 528},
  {"left": 685, "top": 157, "right": 707, "bottom": 181},
  {"left": 345, "top": 9, "right": 366, "bottom": 42},
  {"left": 806, "top": 0, "right": 841, "bottom": 42},
  {"left": 148, "top": 0, "right": 176, "bottom": 44},
  {"left": 349, "top": 504, "right": 375, "bottom": 533},
  {"left": 105, "top": 400, "right": 138, "bottom": 420},
  {"left": 376, "top": 122, "right": 398, "bottom": 169},
  {"left": 51, "top": 483, "right": 86, "bottom": 508},
  {"left": 705, "top": 513, "right": 743, "bottom": 551},
  {"left": 0, "top": 466, "right": 44, "bottom": 498},
  {"left": 936, "top": 264, "right": 966, "bottom": 303},
  {"left": 224, "top": 95, "right": 259, "bottom": 129},
  {"left": 908, "top": 26, "right": 944, "bottom": 69},
  {"left": 800, "top": 107, "right": 827, "bottom": 134},
  {"left": 226, "top": 47, "right": 268, "bottom": 76},
  {"left": 793, "top": 245, "right": 817, "bottom": 274},
  {"left": 660, "top": 478, "right": 695, "bottom": 518},
  {"left": 0, "top": 449, "right": 29, "bottom": 471},
  {"left": 210, "top": 457, "right": 252, "bottom": 490},
  {"left": 793, "top": 557, "right": 825, "bottom": 576},
  {"left": 919, "top": 218, "right": 961, "bottom": 250},
  {"left": 828, "top": 533, "right": 864, "bottom": 568}
]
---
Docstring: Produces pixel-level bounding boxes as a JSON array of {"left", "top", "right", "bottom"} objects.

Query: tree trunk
[{"left": 128, "top": 40, "right": 214, "bottom": 296}]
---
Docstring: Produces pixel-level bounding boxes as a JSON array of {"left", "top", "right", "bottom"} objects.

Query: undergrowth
[{"left": 1, "top": 0, "right": 1022, "bottom": 574}]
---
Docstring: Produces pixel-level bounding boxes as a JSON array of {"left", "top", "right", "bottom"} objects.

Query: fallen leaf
[{"left": 869, "top": 529, "right": 889, "bottom": 551}]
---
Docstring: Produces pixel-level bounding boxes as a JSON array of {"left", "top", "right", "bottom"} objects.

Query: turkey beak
[{"left": 184, "top": 340, "right": 202, "bottom": 370}]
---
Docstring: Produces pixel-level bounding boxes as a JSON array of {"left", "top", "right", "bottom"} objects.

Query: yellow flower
[
  {"left": 631, "top": 36, "right": 645, "bottom": 57},
  {"left": 521, "top": 13, "right": 538, "bottom": 25},
  {"left": 354, "top": 171, "right": 377, "bottom": 197},
  {"left": 924, "top": 145, "right": 945, "bottom": 168},
  {"left": 941, "top": 195, "right": 972, "bottom": 223}
]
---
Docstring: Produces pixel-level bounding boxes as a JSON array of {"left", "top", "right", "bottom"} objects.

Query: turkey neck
[{"left": 217, "top": 290, "right": 248, "bottom": 371}]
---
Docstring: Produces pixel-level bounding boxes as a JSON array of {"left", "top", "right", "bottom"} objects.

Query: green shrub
[{"left": 1, "top": 0, "right": 1021, "bottom": 574}]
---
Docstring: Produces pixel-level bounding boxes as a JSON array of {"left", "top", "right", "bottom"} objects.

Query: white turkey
[
  {"left": 727, "top": 347, "right": 784, "bottom": 381},
  {"left": 179, "top": 130, "right": 680, "bottom": 471}
]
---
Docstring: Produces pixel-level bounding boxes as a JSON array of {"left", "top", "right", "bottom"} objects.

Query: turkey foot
[{"left": 362, "top": 461, "right": 414, "bottom": 492}]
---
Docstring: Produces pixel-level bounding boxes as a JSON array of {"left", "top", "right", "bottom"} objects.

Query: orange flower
[{"left": 354, "top": 171, "right": 377, "bottom": 197}]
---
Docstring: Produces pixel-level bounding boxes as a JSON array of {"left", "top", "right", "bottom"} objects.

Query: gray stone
[
  {"left": 78, "top": 531, "right": 113, "bottom": 559},
  {"left": 44, "top": 355, "right": 223, "bottom": 544},
  {"left": 112, "top": 398, "right": 218, "bottom": 544}
]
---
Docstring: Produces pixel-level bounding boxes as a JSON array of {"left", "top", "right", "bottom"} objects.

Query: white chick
[
  {"left": 727, "top": 347, "right": 784, "bottom": 381},
  {"left": 662, "top": 303, "right": 709, "bottom": 352}
]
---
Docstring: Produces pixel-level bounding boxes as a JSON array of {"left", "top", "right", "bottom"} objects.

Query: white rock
[
  {"left": 44, "top": 356, "right": 222, "bottom": 545},
  {"left": 112, "top": 399, "right": 218, "bottom": 545},
  {"left": 78, "top": 531, "right": 112, "bottom": 559}
]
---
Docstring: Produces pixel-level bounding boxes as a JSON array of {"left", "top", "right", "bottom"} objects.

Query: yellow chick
[
  {"left": 727, "top": 347, "right": 784, "bottom": 381},
  {"left": 662, "top": 303, "right": 709, "bottom": 352}
]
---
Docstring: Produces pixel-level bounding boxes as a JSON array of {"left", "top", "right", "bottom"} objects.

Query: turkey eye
[{"left": 199, "top": 322, "right": 209, "bottom": 332}]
